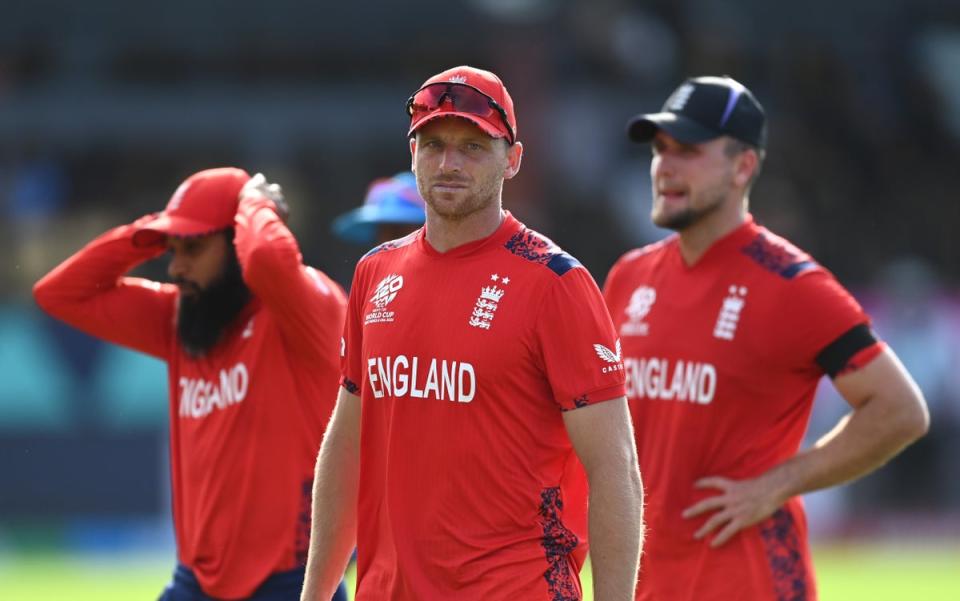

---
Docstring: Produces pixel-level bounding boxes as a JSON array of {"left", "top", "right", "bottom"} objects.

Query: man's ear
[
  {"left": 504, "top": 141, "right": 523, "bottom": 180},
  {"left": 733, "top": 149, "right": 758, "bottom": 188}
]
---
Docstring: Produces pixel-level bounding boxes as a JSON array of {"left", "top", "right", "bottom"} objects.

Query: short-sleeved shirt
[
  {"left": 603, "top": 215, "right": 871, "bottom": 601},
  {"left": 342, "top": 211, "right": 625, "bottom": 601},
  {"left": 33, "top": 195, "right": 347, "bottom": 599}
]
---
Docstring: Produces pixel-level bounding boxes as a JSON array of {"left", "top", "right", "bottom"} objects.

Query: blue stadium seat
[
  {"left": 0, "top": 306, "right": 74, "bottom": 430},
  {"left": 91, "top": 345, "right": 168, "bottom": 429}
]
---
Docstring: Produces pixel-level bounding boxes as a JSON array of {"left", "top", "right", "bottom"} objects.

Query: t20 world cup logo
[
  {"left": 365, "top": 274, "right": 404, "bottom": 325},
  {"left": 621, "top": 285, "right": 656, "bottom": 336},
  {"left": 370, "top": 274, "right": 404, "bottom": 309}
]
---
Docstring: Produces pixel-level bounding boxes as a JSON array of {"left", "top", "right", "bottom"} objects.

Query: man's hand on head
[{"left": 241, "top": 172, "right": 290, "bottom": 222}]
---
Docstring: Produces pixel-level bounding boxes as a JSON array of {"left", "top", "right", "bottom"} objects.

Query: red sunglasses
[{"left": 406, "top": 83, "right": 515, "bottom": 145}]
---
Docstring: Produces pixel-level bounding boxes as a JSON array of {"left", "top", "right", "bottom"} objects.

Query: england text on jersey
[
  {"left": 367, "top": 355, "right": 476, "bottom": 403},
  {"left": 624, "top": 357, "right": 716, "bottom": 404},
  {"left": 178, "top": 362, "right": 249, "bottom": 418}
]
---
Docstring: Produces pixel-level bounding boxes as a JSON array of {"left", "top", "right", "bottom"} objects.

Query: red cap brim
[
  {"left": 407, "top": 110, "right": 508, "bottom": 141},
  {"left": 131, "top": 214, "right": 230, "bottom": 247}
]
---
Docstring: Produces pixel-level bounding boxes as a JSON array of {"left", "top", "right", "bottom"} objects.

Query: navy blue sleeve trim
[
  {"left": 545, "top": 253, "right": 581, "bottom": 276},
  {"left": 781, "top": 260, "right": 816, "bottom": 279},
  {"left": 815, "top": 323, "right": 877, "bottom": 378}
]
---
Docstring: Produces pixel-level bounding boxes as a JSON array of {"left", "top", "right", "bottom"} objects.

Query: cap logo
[
  {"left": 719, "top": 80, "right": 747, "bottom": 127},
  {"left": 666, "top": 83, "right": 695, "bottom": 111},
  {"left": 448, "top": 75, "right": 467, "bottom": 84},
  {"left": 168, "top": 181, "right": 191, "bottom": 211}
]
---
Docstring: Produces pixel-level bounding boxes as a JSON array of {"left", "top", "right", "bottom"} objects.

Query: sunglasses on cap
[{"left": 406, "top": 83, "right": 515, "bottom": 145}]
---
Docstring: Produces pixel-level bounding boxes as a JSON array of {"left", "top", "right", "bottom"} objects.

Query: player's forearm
[
  {"left": 767, "top": 387, "right": 928, "bottom": 501},
  {"left": 234, "top": 193, "right": 345, "bottom": 359},
  {"left": 301, "top": 465, "right": 357, "bottom": 600},
  {"left": 586, "top": 464, "right": 644, "bottom": 601},
  {"left": 301, "top": 393, "right": 361, "bottom": 601},
  {"left": 234, "top": 193, "right": 303, "bottom": 292},
  {"left": 33, "top": 220, "right": 163, "bottom": 314}
]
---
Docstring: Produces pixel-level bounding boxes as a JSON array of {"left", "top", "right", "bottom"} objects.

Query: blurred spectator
[
  {"left": 863, "top": 258, "right": 960, "bottom": 508},
  {"left": 331, "top": 171, "right": 425, "bottom": 246}
]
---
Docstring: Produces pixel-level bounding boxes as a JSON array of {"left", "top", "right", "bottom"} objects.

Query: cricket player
[
  {"left": 604, "top": 75, "right": 929, "bottom": 600},
  {"left": 34, "top": 168, "right": 348, "bottom": 600},
  {"left": 301, "top": 66, "right": 644, "bottom": 601}
]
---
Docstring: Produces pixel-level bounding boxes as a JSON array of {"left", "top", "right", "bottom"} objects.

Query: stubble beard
[
  {"left": 420, "top": 176, "right": 502, "bottom": 223},
  {"left": 425, "top": 191, "right": 493, "bottom": 222},
  {"left": 652, "top": 181, "right": 728, "bottom": 232}
]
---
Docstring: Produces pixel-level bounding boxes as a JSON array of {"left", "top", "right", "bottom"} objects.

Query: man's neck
[
  {"left": 425, "top": 204, "right": 505, "bottom": 253},
  {"left": 677, "top": 201, "right": 748, "bottom": 266}
]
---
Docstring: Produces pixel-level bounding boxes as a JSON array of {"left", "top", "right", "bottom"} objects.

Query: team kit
[{"left": 34, "top": 66, "right": 927, "bottom": 601}]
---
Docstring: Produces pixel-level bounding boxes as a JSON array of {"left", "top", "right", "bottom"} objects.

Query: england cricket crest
[
  {"left": 713, "top": 285, "right": 747, "bottom": 340},
  {"left": 469, "top": 273, "right": 510, "bottom": 330}
]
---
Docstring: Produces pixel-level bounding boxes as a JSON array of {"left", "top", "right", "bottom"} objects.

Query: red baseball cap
[
  {"left": 132, "top": 167, "right": 251, "bottom": 247},
  {"left": 406, "top": 65, "right": 517, "bottom": 143}
]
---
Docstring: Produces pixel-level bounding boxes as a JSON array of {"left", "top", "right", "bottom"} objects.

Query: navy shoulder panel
[
  {"left": 504, "top": 228, "right": 582, "bottom": 276},
  {"left": 740, "top": 231, "right": 818, "bottom": 280},
  {"left": 545, "top": 253, "right": 581, "bottom": 276},
  {"left": 360, "top": 229, "right": 420, "bottom": 261}
]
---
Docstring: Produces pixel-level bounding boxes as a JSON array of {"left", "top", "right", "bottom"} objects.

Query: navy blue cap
[
  {"left": 332, "top": 172, "right": 425, "bottom": 245},
  {"left": 627, "top": 76, "right": 767, "bottom": 149}
]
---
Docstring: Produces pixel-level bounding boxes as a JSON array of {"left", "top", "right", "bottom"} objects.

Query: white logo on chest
[
  {"left": 469, "top": 273, "right": 509, "bottom": 330},
  {"left": 621, "top": 285, "right": 656, "bottom": 336},
  {"left": 366, "top": 273, "right": 404, "bottom": 325},
  {"left": 713, "top": 285, "right": 747, "bottom": 341}
]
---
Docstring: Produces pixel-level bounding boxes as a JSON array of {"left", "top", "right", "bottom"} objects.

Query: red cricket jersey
[
  {"left": 341, "top": 212, "right": 625, "bottom": 601},
  {"left": 33, "top": 195, "right": 346, "bottom": 599},
  {"left": 604, "top": 215, "right": 871, "bottom": 601}
]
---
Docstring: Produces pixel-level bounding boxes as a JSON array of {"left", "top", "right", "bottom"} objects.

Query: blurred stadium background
[{"left": 1, "top": 1, "right": 959, "bottom": 599}]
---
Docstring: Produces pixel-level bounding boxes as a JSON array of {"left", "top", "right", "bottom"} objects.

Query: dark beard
[
  {"left": 176, "top": 249, "right": 251, "bottom": 358},
  {"left": 653, "top": 189, "right": 726, "bottom": 231},
  {"left": 656, "top": 208, "right": 699, "bottom": 231}
]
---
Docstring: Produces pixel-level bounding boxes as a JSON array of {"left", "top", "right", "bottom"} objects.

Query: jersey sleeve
[
  {"left": 32, "top": 217, "right": 176, "bottom": 360},
  {"left": 234, "top": 193, "right": 347, "bottom": 367},
  {"left": 601, "top": 254, "right": 623, "bottom": 302},
  {"left": 339, "top": 262, "right": 368, "bottom": 396},
  {"left": 776, "top": 269, "right": 872, "bottom": 374},
  {"left": 601, "top": 250, "right": 635, "bottom": 313},
  {"left": 534, "top": 266, "right": 627, "bottom": 411}
]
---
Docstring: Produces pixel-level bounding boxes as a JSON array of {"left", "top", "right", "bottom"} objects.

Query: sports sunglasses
[{"left": 406, "top": 83, "right": 515, "bottom": 145}]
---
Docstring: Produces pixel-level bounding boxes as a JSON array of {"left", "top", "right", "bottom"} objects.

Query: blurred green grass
[
  {"left": 812, "top": 544, "right": 960, "bottom": 601},
  {"left": 1, "top": 543, "right": 958, "bottom": 600},
  {"left": 0, "top": 553, "right": 170, "bottom": 601}
]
